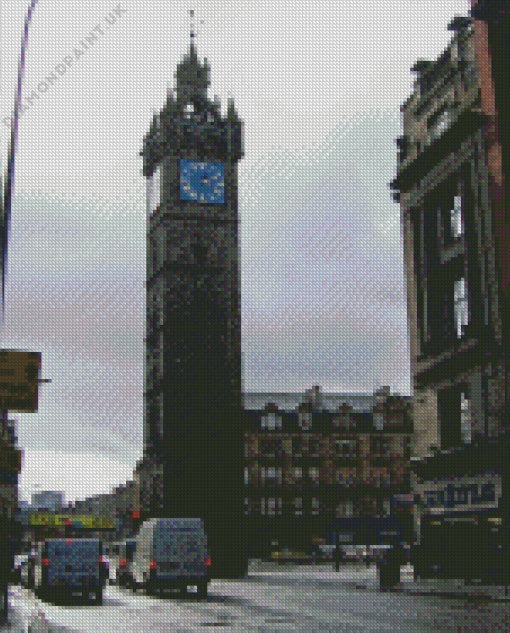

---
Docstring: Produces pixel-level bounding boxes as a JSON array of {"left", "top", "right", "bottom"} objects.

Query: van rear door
[
  {"left": 47, "top": 540, "right": 101, "bottom": 588},
  {"left": 154, "top": 526, "right": 208, "bottom": 578}
]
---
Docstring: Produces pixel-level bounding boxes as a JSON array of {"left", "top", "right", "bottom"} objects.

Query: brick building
[
  {"left": 390, "top": 6, "right": 510, "bottom": 581},
  {"left": 243, "top": 391, "right": 413, "bottom": 557}
]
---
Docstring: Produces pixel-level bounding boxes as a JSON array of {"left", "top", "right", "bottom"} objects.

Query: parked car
[
  {"left": 318, "top": 545, "right": 336, "bottom": 561},
  {"left": 115, "top": 539, "right": 136, "bottom": 588},
  {"left": 269, "top": 548, "right": 314, "bottom": 564},
  {"left": 32, "top": 538, "right": 106, "bottom": 604},
  {"left": 131, "top": 518, "right": 210, "bottom": 597}
]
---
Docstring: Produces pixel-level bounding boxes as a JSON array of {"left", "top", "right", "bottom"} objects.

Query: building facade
[
  {"left": 244, "top": 393, "right": 413, "bottom": 557},
  {"left": 391, "top": 7, "right": 510, "bottom": 581},
  {"left": 141, "top": 38, "right": 246, "bottom": 578}
]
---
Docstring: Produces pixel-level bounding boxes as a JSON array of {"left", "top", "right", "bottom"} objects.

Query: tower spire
[
  {"left": 189, "top": 9, "right": 195, "bottom": 45},
  {"left": 174, "top": 10, "right": 210, "bottom": 106}
]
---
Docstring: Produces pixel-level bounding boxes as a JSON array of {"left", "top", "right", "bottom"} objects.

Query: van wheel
[{"left": 196, "top": 581, "right": 208, "bottom": 598}]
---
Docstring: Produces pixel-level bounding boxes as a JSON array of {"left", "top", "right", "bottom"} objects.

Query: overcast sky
[{"left": 0, "top": 0, "right": 471, "bottom": 504}]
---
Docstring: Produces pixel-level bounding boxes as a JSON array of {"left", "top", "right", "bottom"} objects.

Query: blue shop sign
[{"left": 418, "top": 472, "right": 502, "bottom": 511}]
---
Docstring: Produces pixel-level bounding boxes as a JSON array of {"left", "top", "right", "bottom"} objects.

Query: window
[
  {"left": 450, "top": 194, "right": 464, "bottom": 238},
  {"left": 438, "top": 385, "right": 470, "bottom": 449},
  {"left": 360, "top": 497, "right": 378, "bottom": 517},
  {"left": 337, "top": 467, "right": 356, "bottom": 487},
  {"left": 428, "top": 105, "right": 450, "bottom": 143},
  {"left": 298, "top": 412, "right": 312, "bottom": 430},
  {"left": 294, "top": 497, "right": 303, "bottom": 516},
  {"left": 260, "top": 467, "right": 283, "bottom": 485},
  {"left": 372, "top": 468, "right": 390, "bottom": 488},
  {"left": 292, "top": 467, "right": 303, "bottom": 482},
  {"left": 373, "top": 413, "right": 384, "bottom": 430},
  {"left": 335, "top": 439, "right": 357, "bottom": 458},
  {"left": 336, "top": 500, "right": 354, "bottom": 518},
  {"left": 260, "top": 438, "right": 283, "bottom": 457},
  {"left": 308, "top": 467, "right": 319, "bottom": 484},
  {"left": 261, "top": 497, "right": 283, "bottom": 516},
  {"left": 382, "top": 499, "right": 391, "bottom": 517},
  {"left": 371, "top": 437, "right": 391, "bottom": 458},
  {"left": 292, "top": 436, "right": 303, "bottom": 457},
  {"left": 454, "top": 277, "right": 469, "bottom": 338},
  {"left": 308, "top": 438, "right": 321, "bottom": 457},
  {"left": 148, "top": 165, "right": 161, "bottom": 214},
  {"left": 311, "top": 498, "right": 320, "bottom": 516},
  {"left": 461, "top": 391, "right": 471, "bottom": 444},
  {"left": 244, "top": 498, "right": 251, "bottom": 515},
  {"left": 244, "top": 467, "right": 250, "bottom": 485},
  {"left": 261, "top": 413, "right": 282, "bottom": 430},
  {"left": 184, "top": 102, "right": 194, "bottom": 118},
  {"left": 458, "top": 37, "right": 477, "bottom": 88}
]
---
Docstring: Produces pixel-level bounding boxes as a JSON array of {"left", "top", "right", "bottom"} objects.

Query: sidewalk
[
  {"left": 0, "top": 604, "right": 54, "bottom": 632},
  {"left": 394, "top": 565, "right": 510, "bottom": 601},
  {"left": 0, "top": 586, "right": 56, "bottom": 633},
  {"left": 250, "top": 559, "right": 510, "bottom": 601}
]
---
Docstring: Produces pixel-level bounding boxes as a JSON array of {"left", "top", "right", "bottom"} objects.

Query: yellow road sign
[
  {"left": 0, "top": 350, "right": 40, "bottom": 412},
  {"left": 29, "top": 514, "right": 115, "bottom": 529}
]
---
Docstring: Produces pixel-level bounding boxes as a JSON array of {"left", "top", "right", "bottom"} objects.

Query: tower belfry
[{"left": 140, "top": 11, "right": 246, "bottom": 579}]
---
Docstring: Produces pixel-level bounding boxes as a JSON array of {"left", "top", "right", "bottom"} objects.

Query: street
[{"left": 2, "top": 562, "right": 509, "bottom": 632}]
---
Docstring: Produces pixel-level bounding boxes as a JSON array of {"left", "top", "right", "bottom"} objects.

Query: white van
[
  {"left": 33, "top": 538, "right": 106, "bottom": 604},
  {"left": 131, "top": 518, "right": 210, "bottom": 597}
]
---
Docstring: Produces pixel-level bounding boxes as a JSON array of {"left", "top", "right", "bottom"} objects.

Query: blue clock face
[{"left": 180, "top": 159, "right": 225, "bottom": 204}]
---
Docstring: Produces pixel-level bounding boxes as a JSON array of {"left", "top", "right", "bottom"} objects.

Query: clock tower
[{"left": 141, "top": 34, "right": 246, "bottom": 579}]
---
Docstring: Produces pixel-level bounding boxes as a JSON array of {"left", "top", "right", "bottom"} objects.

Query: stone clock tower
[{"left": 140, "top": 37, "right": 247, "bottom": 579}]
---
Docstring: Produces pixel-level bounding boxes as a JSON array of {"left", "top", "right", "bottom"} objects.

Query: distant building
[
  {"left": 243, "top": 390, "right": 378, "bottom": 413},
  {"left": 31, "top": 490, "right": 64, "bottom": 511},
  {"left": 64, "top": 480, "right": 140, "bottom": 543},
  {"left": 243, "top": 387, "right": 413, "bottom": 556}
]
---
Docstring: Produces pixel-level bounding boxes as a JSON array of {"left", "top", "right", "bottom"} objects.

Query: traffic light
[{"left": 131, "top": 510, "right": 148, "bottom": 535}]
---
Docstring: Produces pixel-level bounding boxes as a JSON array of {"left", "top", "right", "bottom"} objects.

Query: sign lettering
[{"left": 417, "top": 473, "right": 502, "bottom": 512}]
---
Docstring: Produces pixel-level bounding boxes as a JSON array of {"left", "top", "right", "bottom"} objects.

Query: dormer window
[
  {"left": 261, "top": 412, "right": 282, "bottom": 430},
  {"left": 454, "top": 277, "right": 469, "bottom": 338},
  {"left": 374, "top": 413, "right": 384, "bottom": 430},
  {"left": 298, "top": 411, "right": 312, "bottom": 430},
  {"left": 450, "top": 194, "right": 464, "bottom": 238},
  {"left": 333, "top": 404, "right": 355, "bottom": 429},
  {"left": 427, "top": 105, "right": 450, "bottom": 143}
]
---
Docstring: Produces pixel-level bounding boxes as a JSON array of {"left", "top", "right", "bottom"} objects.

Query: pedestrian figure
[
  {"left": 377, "top": 544, "right": 403, "bottom": 591},
  {"left": 333, "top": 544, "right": 343, "bottom": 572}
]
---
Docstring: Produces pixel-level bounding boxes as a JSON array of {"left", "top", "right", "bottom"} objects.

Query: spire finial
[{"left": 189, "top": 9, "right": 195, "bottom": 43}]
